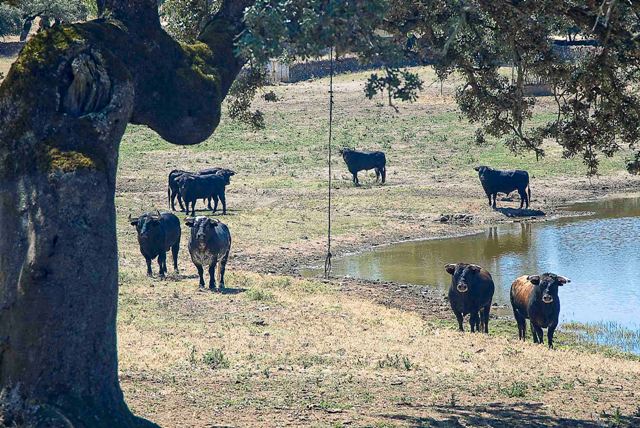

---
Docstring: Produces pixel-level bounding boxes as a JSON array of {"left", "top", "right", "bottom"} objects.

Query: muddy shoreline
[{"left": 233, "top": 177, "right": 640, "bottom": 321}]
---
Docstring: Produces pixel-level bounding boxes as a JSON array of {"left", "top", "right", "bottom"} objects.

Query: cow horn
[{"left": 155, "top": 210, "right": 161, "bottom": 218}]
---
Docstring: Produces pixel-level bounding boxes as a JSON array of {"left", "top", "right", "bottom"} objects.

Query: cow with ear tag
[
  {"left": 444, "top": 263, "right": 495, "bottom": 333},
  {"left": 510, "top": 273, "right": 571, "bottom": 349},
  {"left": 130, "top": 211, "right": 181, "bottom": 278},
  {"left": 185, "top": 216, "right": 231, "bottom": 291}
]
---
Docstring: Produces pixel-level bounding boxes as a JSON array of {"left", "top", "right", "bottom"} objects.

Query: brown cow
[{"left": 510, "top": 273, "right": 571, "bottom": 349}]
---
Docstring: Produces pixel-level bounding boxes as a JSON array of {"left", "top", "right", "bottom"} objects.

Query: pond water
[{"left": 306, "top": 197, "right": 640, "bottom": 353}]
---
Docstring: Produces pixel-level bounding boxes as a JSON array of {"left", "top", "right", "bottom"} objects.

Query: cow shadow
[
  {"left": 218, "top": 287, "right": 245, "bottom": 295},
  {"left": 380, "top": 402, "right": 633, "bottom": 427},
  {"left": 494, "top": 207, "right": 545, "bottom": 218}
]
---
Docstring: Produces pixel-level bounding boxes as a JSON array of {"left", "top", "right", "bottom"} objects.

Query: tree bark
[
  {"left": 19, "top": 16, "right": 35, "bottom": 42},
  {"left": 0, "top": 0, "right": 254, "bottom": 425}
]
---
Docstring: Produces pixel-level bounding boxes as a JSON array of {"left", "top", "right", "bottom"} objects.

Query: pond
[{"left": 305, "top": 197, "right": 640, "bottom": 353}]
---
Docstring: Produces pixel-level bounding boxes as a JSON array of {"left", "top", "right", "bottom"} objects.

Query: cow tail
[
  {"left": 527, "top": 184, "right": 531, "bottom": 203},
  {"left": 382, "top": 166, "right": 386, "bottom": 183},
  {"left": 168, "top": 177, "right": 172, "bottom": 209}
]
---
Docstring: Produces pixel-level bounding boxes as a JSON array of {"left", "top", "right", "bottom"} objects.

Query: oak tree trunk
[{"left": 0, "top": 0, "right": 253, "bottom": 425}]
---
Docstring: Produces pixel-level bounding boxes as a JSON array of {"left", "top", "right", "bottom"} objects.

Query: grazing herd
[
  {"left": 131, "top": 146, "right": 569, "bottom": 347},
  {"left": 131, "top": 166, "right": 236, "bottom": 292}
]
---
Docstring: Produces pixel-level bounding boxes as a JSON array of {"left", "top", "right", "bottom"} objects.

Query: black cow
[
  {"left": 178, "top": 173, "right": 230, "bottom": 216},
  {"left": 445, "top": 263, "right": 495, "bottom": 333},
  {"left": 474, "top": 166, "right": 531, "bottom": 209},
  {"left": 339, "top": 148, "right": 386, "bottom": 186},
  {"left": 510, "top": 273, "right": 571, "bottom": 349},
  {"left": 168, "top": 169, "right": 189, "bottom": 211},
  {"left": 185, "top": 217, "right": 231, "bottom": 291},
  {"left": 198, "top": 168, "right": 235, "bottom": 209},
  {"left": 168, "top": 168, "right": 236, "bottom": 211},
  {"left": 130, "top": 211, "right": 181, "bottom": 278}
]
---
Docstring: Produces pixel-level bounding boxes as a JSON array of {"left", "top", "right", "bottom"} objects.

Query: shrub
[{"left": 202, "top": 348, "right": 230, "bottom": 369}]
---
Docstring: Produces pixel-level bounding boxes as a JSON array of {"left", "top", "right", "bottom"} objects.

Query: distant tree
[
  {"left": 384, "top": 0, "right": 640, "bottom": 176},
  {"left": 0, "top": 3, "right": 21, "bottom": 37},
  {"left": 237, "top": 0, "right": 640, "bottom": 176},
  {"left": 1, "top": 0, "right": 92, "bottom": 41}
]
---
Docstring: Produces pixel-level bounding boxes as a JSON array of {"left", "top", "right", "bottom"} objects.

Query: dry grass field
[{"left": 2, "top": 52, "right": 640, "bottom": 426}]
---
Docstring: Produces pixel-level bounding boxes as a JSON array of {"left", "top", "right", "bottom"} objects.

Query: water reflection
[{"left": 310, "top": 197, "right": 640, "bottom": 332}]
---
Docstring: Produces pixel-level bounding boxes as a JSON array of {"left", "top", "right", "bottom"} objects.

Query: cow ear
[
  {"left": 184, "top": 217, "right": 195, "bottom": 227},
  {"left": 557, "top": 276, "right": 571, "bottom": 285},
  {"left": 445, "top": 264, "right": 456, "bottom": 275},
  {"left": 474, "top": 166, "right": 480, "bottom": 171},
  {"left": 130, "top": 219, "right": 139, "bottom": 226},
  {"left": 469, "top": 264, "right": 482, "bottom": 272},
  {"left": 527, "top": 275, "right": 540, "bottom": 285}
]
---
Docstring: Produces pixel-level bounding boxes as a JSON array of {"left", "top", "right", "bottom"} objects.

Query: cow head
[
  {"left": 338, "top": 147, "right": 352, "bottom": 156},
  {"left": 185, "top": 216, "right": 219, "bottom": 243},
  {"left": 445, "top": 263, "right": 483, "bottom": 294},
  {"left": 214, "top": 169, "right": 235, "bottom": 185},
  {"left": 130, "top": 211, "right": 163, "bottom": 241},
  {"left": 527, "top": 273, "right": 570, "bottom": 304},
  {"left": 474, "top": 165, "right": 491, "bottom": 175}
]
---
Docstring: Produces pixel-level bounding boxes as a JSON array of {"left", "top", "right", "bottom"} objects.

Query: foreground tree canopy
[
  {"left": 0, "top": 0, "right": 639, "bottom": 426},
  {"left": 163, "top": 0, "right": 640, "bottom": 174}
]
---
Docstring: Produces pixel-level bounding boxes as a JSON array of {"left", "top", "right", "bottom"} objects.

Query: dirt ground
[{"left": 3, "top": 51, "right": 640, "bottom": 427}]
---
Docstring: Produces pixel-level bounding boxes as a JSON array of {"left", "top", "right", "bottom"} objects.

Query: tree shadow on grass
[
  {"left": 495, "top": 207, "right": 546, "bottom": 218},
  {"left": 380, "top": 402, "right": 638, "bottom": 427}
]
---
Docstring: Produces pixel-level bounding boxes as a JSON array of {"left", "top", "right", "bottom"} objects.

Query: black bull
[
  {"left": 340, "top": 148, "right": 386, "bottom": 186},
  {"left": 475, "top": 166, "right": 531, "bottom": 209}
]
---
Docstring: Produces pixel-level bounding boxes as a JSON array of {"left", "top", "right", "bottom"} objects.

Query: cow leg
[
  {"left": 482, "top": 304, "right": 491, "bottom": 334},
  {"left": 469, "top": 311, "right": 480, "bottom": 333},
  {"left": 486, "top": 193, "right": 492, "bottom": 207},
  {"left": 157, "top": 252, "right": 167, "bottom": 279},
  {"left": 547, "top": 325, "right": 556, "bottom": 349},
  {"left": 190, "top": 200, "right": 197, "bottom": 216},
  {"left": 518, "top": 189, "right": 526, "bottom": 209},
  {"left": 207, "top": 196, "right": 213, "bottom": 210},
  {"left": 530, "top": 321, "right": 539, "bottom": 343},
  {"left": 352, "top": 172, "right": 359, "bottom": 186},
  {"left": 375, "top": 168, "right": 380, "bottom": 183},
  {"left": 196, "top": 264, "right": 205, "bottom": 290},
  {"left": 145, "top": 257, "right": 152, "bottom": 277},
  {"left": 492, "top": 193, "right": 498, "bottom": 209},
  {"left": 208, "top": 258, "right": 218, "bottom": 291},
  {"left": 177, "top": 193, "right": 185, "bottom": 211},
  {"left": 219, "top": 250, "right": 229, "bottom": 289},
  {"left": 171, "top": 243, "right": 180, "bottom": 274},
  {"left": 381, "top": 166, "right": 386, "bottom": 184},
  {"left": 454, "top": 311, "right": 464, "bottom": 332},
  {"left": 220, "top": 192, "right": 227, "bottom": 215},
  {"left": 534, "top": 325, "right": 545, "bottom": 345},
  {"left": 513, "top": 310, "right": 526, "bottom": 340},
  {"left": 212, "top": 194, "right": 219, "bottom": 214},
  {"left": 170, "top": 190, "right": 176, "bottom": 211}
]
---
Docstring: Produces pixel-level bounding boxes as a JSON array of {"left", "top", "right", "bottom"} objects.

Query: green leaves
[
  {"left": 0, "top": 3, "right": 21, "bottom": 37},
  {"left": 383, "top": 0, "right": 640, "bottom": 175},
  {"left": 365, "top": 67, "right": 423, "bottom": 110}
]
